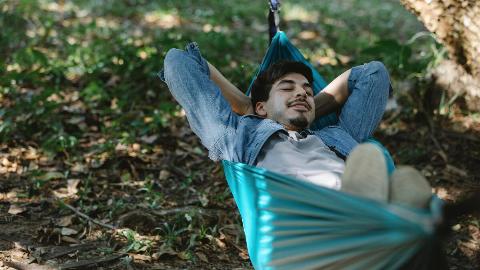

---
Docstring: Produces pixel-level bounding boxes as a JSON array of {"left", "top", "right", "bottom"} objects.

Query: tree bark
[{"left": 400, "top": 0, "right": 480, "bottom": 109}]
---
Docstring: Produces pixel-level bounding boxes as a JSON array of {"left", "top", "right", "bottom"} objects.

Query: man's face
[{"left": 255, "top": 73, "right": 315, "bottom": 131}]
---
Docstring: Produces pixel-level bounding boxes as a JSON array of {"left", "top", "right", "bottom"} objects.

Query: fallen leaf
[
  {"left": 140, "top": 134, "right": 158, "bottom": 144},
  {"left": 216, "top": 253, "right": 229, "bottom": 261},
  {"left": 177, "top": 251, "right": 190, "bottom": 260},
  {"left": 214, "top": 238, "right": 226, "bottom": 249},
  {"left": 67, "top": 179, "right": 81, "bottom": 194},
  {"left": 8, "top": 204, "right": 27, "bottom": 215},
  {"left": 61, "top": 227, "right": 78, "bottom": 236},
  {"left": 196, "top": 252, "right": 208, "bottom": 263},
  {"left": 159, "top": 170, "right": 170, "bottom": 180},
  {"left": 199, "top": 194, "right": 209, "bottom": 207},
  {"left": 1, "top": 157, "right": 11, "bottom": 166},
  {"left": 56, "top": 215, "right": 74, "bottom": 227},
  {"left": 238, "top": 251, "right": 249, "bottom": 260},
  {"left": 62, "top": 236, "right": 80, "bottom": 244},
  {"left": 24, "top": 147, "right": 40, "bottom": 160},
  {"left": 71, "top": 163, "right": 87, "bottom": 173},
  {"left": 115, "top": 143, "right": 128, "bottom": 152},
  {"left": 131, "top": 254, "right": 152, "bottom": 262},
  {"left": 38, "top": 171, "right": 65, "bottom": 181},
  {"left": 153, "top": 244, "right": 177, "bottom": 259}
]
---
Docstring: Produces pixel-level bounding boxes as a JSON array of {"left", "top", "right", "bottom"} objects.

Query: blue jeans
[
  {"left": 316, "top": 61, "right": 392, "bottom": 158},
  {"left": 160, "top": 43, "right": 391, "bottom": 163}
]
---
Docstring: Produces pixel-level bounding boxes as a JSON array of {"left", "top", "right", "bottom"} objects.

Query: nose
[{"left": 294, "top": 85, "right": 307, "bottom": 98}]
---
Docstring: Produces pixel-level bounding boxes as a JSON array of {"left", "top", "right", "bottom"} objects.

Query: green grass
[
  {"left": 1, "top": 1, "right": 469, "bottom": 267},
  {"left": 1, "top": 0, "right": 441, "bottom": 156}
]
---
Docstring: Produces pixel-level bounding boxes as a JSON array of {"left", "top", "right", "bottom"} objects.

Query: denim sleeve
[{"left": 159, "top": 43, "right": 238, "bottom": 161}]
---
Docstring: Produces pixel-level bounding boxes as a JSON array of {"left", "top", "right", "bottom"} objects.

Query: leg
[
  {"left": 338, "top": 61, "right": 391, "bottom": 141},
  {"left": 317, "top": 61, "right": 391, "bottom": 157}
]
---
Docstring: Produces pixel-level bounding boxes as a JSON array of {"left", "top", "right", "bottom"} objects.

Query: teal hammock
[{"left": 222, "top": 31, "right": 442, "bottom": 269}]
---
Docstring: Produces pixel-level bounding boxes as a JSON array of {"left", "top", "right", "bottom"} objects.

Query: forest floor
[
  {"left": 0, "top": 101, "right": 479, "bottom": 270},
  {"left": 1, "top": 0, "right": 479, "bottom": 269}
]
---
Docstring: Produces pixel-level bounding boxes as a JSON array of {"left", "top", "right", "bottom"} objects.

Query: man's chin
[{"left": 288, "top": 116, "right": 309, "bottom": 130}]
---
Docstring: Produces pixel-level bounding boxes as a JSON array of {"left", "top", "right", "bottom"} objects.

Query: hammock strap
[{"left": 268, "top": 0, "right": 281, "bottom": 43}]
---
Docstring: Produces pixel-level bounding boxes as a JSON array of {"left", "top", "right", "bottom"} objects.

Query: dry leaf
[
  {"left": 159, "top": 170, "right": 170, "bottom": 180},
  {"left": 115, "top": 143, "right": 128, "bottom": 152},
  {"left": 25, "top": 147, "right": 39, "bottom": 160},
  {"left": 8, "top": 204, "right": 27, "bottom": 215},
  {"left": 140, "top": 134, "right": 158, "bottom": 144},
  {"left": 61, "top": 227, "right": 78, "bottom": 236},
  {"left": 71, "top": 163, "right": 87, "bottom": 173},
  {"left": 153, "top": 244, "right": 177, "bottom": 258},
  {"left": 56, "top": 215, "right": 74, "bottom": 227},
  {"left": 238, "top": 251, "right": 249, "bottom": 260},
  {"left": 177, "top": 251, "right": 190, "bottom": 260},
  {"left": 62, "top": 236, "right": 80, "bottom": 244},
  {"left": 67, "top": 179, "right": 81, "bottom": 194},
  {"left": 131, "top": 254, "right": 152, "bottom": 262},
  {"left": 214, "top": 238, "right": 226, "bottom": 249},
  {"left": 196, "top": 252, "right": 208, "bottom": 263},
  {"left": 38, "top": 171, "right": 65, "bottom": 181},
  {"left": 199, "top": 194, "right": 209, "bottom": 207},
  {"left": 216, "top": 253, "right": 229, "bottom": 261}
]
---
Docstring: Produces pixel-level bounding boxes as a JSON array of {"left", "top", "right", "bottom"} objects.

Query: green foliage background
[{"left": 1, "top": 0, "right": 442, "bottom": 154}]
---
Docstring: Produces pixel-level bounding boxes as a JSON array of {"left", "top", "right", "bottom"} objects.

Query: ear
[{"left": 255, "top": 102, "right": 268, "bottom": 117}]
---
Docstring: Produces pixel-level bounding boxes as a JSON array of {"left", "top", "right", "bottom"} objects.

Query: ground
[{"left": 1, "top": 0, "right": 479, "bottom": 269}]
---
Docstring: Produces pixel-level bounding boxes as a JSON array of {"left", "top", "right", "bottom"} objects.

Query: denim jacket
[{"left": 159, "top": 43, "right": 377, "bottom": 165}]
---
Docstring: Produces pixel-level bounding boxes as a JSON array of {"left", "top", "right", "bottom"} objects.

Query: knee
[
  {"left": 365, "top": 61, "right": 391, "bottom": 94},
  {"left": 163, "top": 48, "right": 192, "bottom": 81},
  {"left": 163, "top": 46, "right": 209, "bottom": 80},
  {"left": 365, "top": 61, "right": 389, "bottom": 78},
  {"left": 164, "top": 48, "right": 187, "bottom": 70}
]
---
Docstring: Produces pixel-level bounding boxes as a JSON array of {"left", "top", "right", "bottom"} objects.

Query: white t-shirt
[{"left": 255, "top": 130, "right": 345, "bottom": 190}]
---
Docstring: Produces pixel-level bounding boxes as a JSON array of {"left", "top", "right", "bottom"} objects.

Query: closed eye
[{"left": 304, "top": 84, "right": 313, "bottom": 96}]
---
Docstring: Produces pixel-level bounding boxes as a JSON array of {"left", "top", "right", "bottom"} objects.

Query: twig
[
  {"left": 3, "top": 261, "right": 56, "bottom": 270},
  {"left": 444, "top": 131, "right": 480, "bottom": 143},
  {"left": 59, "top": 253, "right": 126, "bottom": 269},
  {"left": 430, "top": 133, "right": 448, "bottom": 162},
  {"left": 151, "top": 206, "right": 225, "bottom": 217},
  {"left": 423, "top": 111, "right": 448, "bottom": 162},
  {"left": 62, "top": 203, "right": 116, "bottom": 230},
  {"left": 43, "top": 244, "right": 96, "bottom": 260}
]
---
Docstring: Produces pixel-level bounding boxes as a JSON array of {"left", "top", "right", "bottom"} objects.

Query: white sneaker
[
  {"left": 341, "top": 143, "right": 389, "bottom": 203},
  {"left": 389, "top": 166, "right": 432, "bottom": 209}
]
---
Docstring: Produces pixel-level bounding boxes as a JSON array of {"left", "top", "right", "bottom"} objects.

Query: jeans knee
[
  {"left": 164, "top": 48, "right": 187, "bottom": 68},
  {"left": 365, "top": 61, "right": 388, "bottom": 76},
  {"left": 163, "top": 46, "right": 209, "bottom": 80},
  {"left": 163, "top": 48, "right": 194, "bottom": 81},
  {"left": 365, "top": 62, "right": 391, "bottom": 87}
]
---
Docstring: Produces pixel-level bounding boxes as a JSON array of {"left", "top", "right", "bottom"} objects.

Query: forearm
[
  {"left": 207, "top": 62, "right": 253, "bottom": 115},
  {"left": 314, "top": 69, "right": 351, "bottom": 118}
]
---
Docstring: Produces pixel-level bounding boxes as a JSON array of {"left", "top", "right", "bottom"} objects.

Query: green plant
[
  {"left": 155, "top": 223, "right": 187, "bottom": 248},
  {"left": 119, "top": 229, "right": 153, "bottom": 253}
]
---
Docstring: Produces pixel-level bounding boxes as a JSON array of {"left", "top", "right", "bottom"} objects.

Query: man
[{"left": 160, "top": 42, "right": 431, "bottom": 206}]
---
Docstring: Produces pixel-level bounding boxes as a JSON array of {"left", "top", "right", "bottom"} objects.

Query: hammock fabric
[
  {"left": 223, "top": 31, "right": 443, "bottom": 269},
  {"left": 223, "top": 160, "right": 442, "bottom": 270}
]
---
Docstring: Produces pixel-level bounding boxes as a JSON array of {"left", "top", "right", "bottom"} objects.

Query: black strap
[{"left": 268, "top": 0, "right": 281, "bottom": 43}]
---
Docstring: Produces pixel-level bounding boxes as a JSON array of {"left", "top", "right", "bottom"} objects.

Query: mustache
[{"left": 287, "top": 99, "right": 312, "bottom": 110}]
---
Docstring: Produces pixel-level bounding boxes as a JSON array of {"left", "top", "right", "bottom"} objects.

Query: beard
[{"left": 288, "top": 115, "right": 309, "bottom": 130}]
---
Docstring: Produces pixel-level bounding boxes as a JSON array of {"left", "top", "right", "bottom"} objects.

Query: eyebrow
[
  {"left": 277, "top": 80, "right": 311, "bottom": 87},
  {"left": 277, "top": 79, "right": 295, "bottom": 86}
]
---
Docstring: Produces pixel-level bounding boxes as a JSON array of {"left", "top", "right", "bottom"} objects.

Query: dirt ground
[{"left": 0, "top": 108, "right": 479, "bottom": 269}]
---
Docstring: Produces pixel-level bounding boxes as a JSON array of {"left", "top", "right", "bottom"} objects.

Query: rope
[{"left": 268, "top": 0, "right": 281, "bottom": 43}]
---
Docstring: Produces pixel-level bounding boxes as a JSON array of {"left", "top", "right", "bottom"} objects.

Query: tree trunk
[{"left": 400, "top": 0, "right": 480, "bottom": 110}]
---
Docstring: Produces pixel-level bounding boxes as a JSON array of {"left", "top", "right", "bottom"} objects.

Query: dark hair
[{"left": 250, "top": 61, "right": 313, "bottom": 113}]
